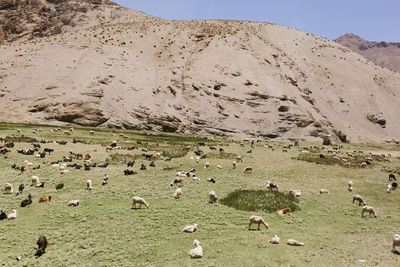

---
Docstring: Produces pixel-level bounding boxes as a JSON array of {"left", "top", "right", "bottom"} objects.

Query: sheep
[
  {"left": 90, "top": 130, "right": 94, "bottom": 135},
  {"left": 269, "top": 235, "right": 280, "bottom": 244},
  {"left": 68, "top": 200, "right": 80, "bottom": 207},
  {"left": 209, "top": 191, "right": 218, "bottom": 204},
  {"left": 171, "top": 177, "right": 184, "bottom": 187},
  {"left": 232, "top": 161, "right": 237, "bottom": 169},
  {"left": 244, "top": 166, "right": 253, "bottom": 173},
  {"left": 361, "top": 206, "right": 377, "bottom": 218},
  {"left": 248, "top": 215, "right": 268, "bottom": 230},
  {"left": 182, "top": 224, "right": 198, "bottom": 233},
  {"left": 348, "top": 181, "right": 353, "bottom": 192},
  {"left": 207, "top": 178, "right": 216, "bottom": 183},
  {"left": 102, "top": 174, "right": 109, "bottom": 185},
  {"left": 216, "top": 165, "right": 223, "bottom": 169},
  {"left": 31, "top": 176, "right": 40, "bottom": 186},
  {"left": 320, "top": 189, "right": 329, "bottom": 194},
  {"left": 392, "top": 182, "right": 398, "bottom": 190},
  {"left": 7, "top": 209, "right": 17, "bottom": 220},
  {"left": 276, "top": 207, "right": 291, "bottom": 216},
  {"left": 266, "top": 181, "right": 279, "bottom": 191},
  {"left": 387, "top": 184, "right": 392, "bottom": 193},
  {"left": 4, "top": 183, "right": 13, "bottom": 194},
  {"left": 0, "top": 210, "right": 7, "bottom": 220},
  {"left": 192, "top": 175, "right": 200, "bottom": 182},
  {"left": 35, "top": 236, "right": 48, "bottom": 257},
  {"left": 360, "top": 162, "right": 367, "bottom": 168},
  {"left": 289, "top": 190, "right": 301, "bottom": 197},
  {"left": 189, "top": 239, "right": 203, "bottom": 259},
  {"left": 392, "top": 234, "right": 400, "bottom": 253},
  {"left": 205, "top": 162, "right": 210, "bottom": 169},
  {"left": 174, "top": 188, "right": 182, "bottom": 199},
  {"left": 21, "top": 194, "right": 33, "bottom": 207},
  {"left": 132, "top": 196, "right": 149, "bottom": 209},
  {"left": 287, "top": 239, "right": 304, "bottom": 246},
  {"left": 389, "top": 173, "right": 396, "bottom": 181},
  {"left": 353, "top": 194, "right": 366, "bottom": 206},
  {"left": 35, "top": 182, "right": 45, "bottom": 188},
  {"left": 236, "top": 156, "right": 242, "bottom": 162},
  {"left": 16, "top": 184, "right": 25, "bottom": 196},
  {"left": 39, "top": 195, "right": 52, "bottom": 203},
  {"left": 196, "top": 156, "right": 200, "bottom": 163},
  {"left": 87, "top": 180, "right": 92, "bottom": 190}
]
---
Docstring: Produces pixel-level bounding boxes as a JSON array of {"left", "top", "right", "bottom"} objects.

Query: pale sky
[{"left": 114, "top": 0, "right": 399, "bottom": 42}]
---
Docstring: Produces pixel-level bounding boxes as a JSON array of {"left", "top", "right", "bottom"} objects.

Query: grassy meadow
[{"left": 1, "top": 122, "right": 400, "bottom": 266}]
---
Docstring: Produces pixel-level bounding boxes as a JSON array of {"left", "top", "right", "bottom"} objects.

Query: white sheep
[
  {"left": 289, "top": 190, "right": 301, "bottom": 197},
  {"left": 68, "top": 200, "right": 80, "bottom": 207},
  {"left": 196, "top": 156, "right": 200, "bottom": 163},
  {"left": 248, "top": 215, "right": 268, "bottom": 230},
  {"left": 192, "top": 175, "right": 200, "bottom": 182},
  {"left": 387, "top": 184, "right": 392, "bottom": 193},
  {"left": 174, "top": 188, "right": 182, "bottom": 199},
  {"left": 90, "top": 130, "right": 94, "bottom": 135},
  {"left": 287, "top": 239, "right": 304, "bottom": 246},
  {"left": 205, "top": 162, "right": 210, "bottom": 169},
  {"left": 189, "top": 239, "right": 203, "bottom": 259},
  {"left": 348, "top": 181, "right": 353, "bottom": 192},
  {"left": 216, "top": 165, "right": 222, "bottom": 169},
  {"left": 7, "top": 209, "right": 17, "bottom": 220},
  {"left": 244, "top": 166, "right": 253, "bottom": 173},
  {"left": 87, "top": 180, "right": 92, "bottom": 190},
  {"left": 320, "top": 189, "right": 329, "bottom": 194},
  {"left": 232, "top": 161, "right": 237, "bottom": 169},
  {"left": 182, "top": 223, "right": 198, "bottom": 233},
  {"left": 31, "top": 176, "right": 40, "bottom": 186},
  {"left": 353, "top": 194, "right": 366, "bottom": 206},
  {"left": 361, "top": 206, "right": 377, "bottom": 218},
  {"left": 236, "top": 156, "right": 242, "bottom": 162},
  {"left": 4, "top": 183, "right": 13, "bottom": 194},
  {"left": 269, "top": 235, "right": 280, "bottom": 244},
  {"left": 392, "top": 234, "right": 400, "bottom": 252},
  {"left": 209, "top": 191, "right": 218, "bottom": 204},
  {"left": 132, "top": 196, "right": 149, "bottom": 209}
]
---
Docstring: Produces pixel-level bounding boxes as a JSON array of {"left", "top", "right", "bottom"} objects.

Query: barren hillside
[
  {"left": 335, "top": 33, "right": 400, "bottom": 73},
  {"left": 0, "top": 17, "right": 400, "bottom": 142}
]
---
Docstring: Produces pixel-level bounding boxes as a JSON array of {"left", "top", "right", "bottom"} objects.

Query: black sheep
[
  {"left": 392, "top": 182, "right": 398, "bottom": 189},
  {"left": 149, "top": 161, "right": 155, "bottom": 167},
  {"left": 140, "top": 164, "right": 146, "bottom": 170},
  {"left": 0, "top": 210, "right": 7, "bottom": 220},
  {"left": 35, "top": 182, "right": 45, "bottom": 188},
  {"left": 16, "top": 184, "right": 25, "bottom": 195},
  {"left": 127, "top": 160, "right": 135, "bottom": 167},
  {"left": 35, "top": 236, "right": 48, "bottom": 257},
  {"left": 21, "top": 194, "right": 32, "bottom": 207},
  {"left": 389, "top": 173, "right": 397, "bottom": 181}
]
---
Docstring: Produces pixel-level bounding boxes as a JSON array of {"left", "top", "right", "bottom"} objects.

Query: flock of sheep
[{"left": 2, "top": 127, "right": 400, "bottom": 261}]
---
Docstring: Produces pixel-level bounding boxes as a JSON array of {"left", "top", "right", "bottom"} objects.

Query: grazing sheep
[
  {"left": 360, "top": 162, "right": 367, "bottom": 168},
  {"left": 196, "top": 156, "right": 200, "bottom": 163},
  {"left": 392, "top": 234, "right": 400, "bottom": 253},
  {"left": 248, "top": 215, "right": 268, "bottom": 230},
  {"left": 361, "top": 206, "right": 377, "bottom": 218},
  {"left": 87, "top": 180, "right": 92, "bottom": 190},
  {"left": 21, "top": 194, "right": 33, "bottom": 207},
  {"left": 392, "top": 182, "right": 398, "bottom": 190},
  {"left": 387, "top": 184, "right": 392, "bottom": 193},
  {"left": 35, "top": 182, "right": 45, "bottom": 188},
  {"left": 68, "top": 200, "right": 80, "bottom": 207},
  {"left": 209, "top": 191, "right": 218, "bottom": 204},
  {"left": 182, "top": 224, "right": 198, "bottom": 233},
  {"left": 289, "top": 190, "right": 301, "bottom": 197},
  {"left": 236, "top": 156, "right": 242, "bottom": 162},
  {"left": 389, "top": 173, "right": 396, "bottom": 181},
  {"left": 266, "top": 181, "right": 279, "bottom": 191},
  {"left": 171, "top": 177, "right": 184, "bottom": 187},
  {"left": 192, "top": 175, "right": 200, "bottom": 181},
  {"left": 31, "top": 176, "right": 40, "bottom": 186},
  {"left": 287, "top": 239, "right": 304, "bottom": 246},
  {"left": 39, "top": 195, "right": 52, "bottom": 203},
  {"left": 7, "top": 209, "right": 17, "bottom": 220},
  {"left": 102, "top": 174, "right": 109, "bottom": 185},
  {"left": 174, "top": 188, "right": 182, "bottom": 199},
  {"left": 189, "top": 239, "right": 203, "bottom": 259},
  {"left": 0, "top": 210, "right": 7, "bottom": 220},
  {"left": 269, "top": 235, "right": 280, "bottom": 244},
  {"left": 35, "top": 236, "right": 48, "bottom": 257},
  {"left": 90, "top": 130, "right": 94, "bottom": 135},
  {"left": 207, "top": 178, "right": 216, "bottom": 183},
  {"left": 4, "top": 183, "right": 13, "bottom": 194},
  {"left": 348, "top": 181, "right": 353, "bottom": 192},
  {"left": 276, "top": 207, "right": 291, "bottom": 216},
  {"left": 320, "top": 189, "right": 329, "bottom": 194},
  {"left": 244, "top": 166, "right": 253, "bottom": 173},
  {"left": 216, "top": 165, "right": 222, "bottom": 169},
  {"left": 16, "top": 184, "right": 25, "bottom": 195},
  {"left": 353, "top": 194, "right": 366, "bottom": 206},
  {"left": 205, "top": 162, "right": 210, "bottom": 169},
  {"left": 132, "top": 196, "right": 149, "bottom": 209}
]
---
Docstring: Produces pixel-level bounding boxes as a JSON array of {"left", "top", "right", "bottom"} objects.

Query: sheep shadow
[
  {"left": 392, "top": 250, "right": 400, "bottom": 255},
  {"left": 248, "top": 229, "right": 261, "bottom": 231},
  {"left": 131, "top": 207, "right": 145, "bottom": 210}
]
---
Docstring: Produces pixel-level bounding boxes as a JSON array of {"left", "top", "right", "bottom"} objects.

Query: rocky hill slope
[
  {"left": 0, "top": 0, "right": 157, "bottom": 43},
  {"left": 0, "top": 14, "right": 400, "bottom": 142},
  {"left": 335, "top": 33, "right": 400, "bottom": 73}
]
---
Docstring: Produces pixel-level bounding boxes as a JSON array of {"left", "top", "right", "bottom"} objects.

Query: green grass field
[{"left": 1, "top": 122, "right": 400, "bottom": 266}]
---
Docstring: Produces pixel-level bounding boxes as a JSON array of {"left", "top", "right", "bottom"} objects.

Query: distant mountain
[
  {"left": 0, "top": 0, "right": 158, "bottom": 43},
  {"left": 335, "top": 33, "right": 400, "bottom": 73}
]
